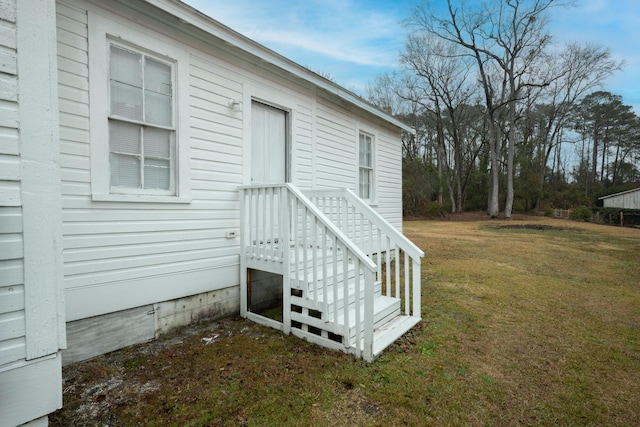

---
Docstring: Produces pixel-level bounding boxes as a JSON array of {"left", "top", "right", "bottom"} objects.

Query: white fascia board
[
  {"left": 141, "top": 0, "right": 415, "bottom": 135},
  {"left": 598, "top": 187, "right": 640, "bottom": 200}
]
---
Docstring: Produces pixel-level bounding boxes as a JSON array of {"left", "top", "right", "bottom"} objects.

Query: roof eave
[
  {"left": 598, "top": 187, "right": 640, "bottom": 200},
  {"left": 142, "top": 0, "right": 415, "bottom": 134}
]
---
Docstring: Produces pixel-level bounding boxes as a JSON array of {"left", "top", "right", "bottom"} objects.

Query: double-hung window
[
  {"left": 359, "top": 132, "right": 374, "bottom": 200},
  {"left": 109, "top": 44, "right": 175, "bottom": 194},
  {"left": 89, "top": 13, "right": 190, "bottom": 203}
]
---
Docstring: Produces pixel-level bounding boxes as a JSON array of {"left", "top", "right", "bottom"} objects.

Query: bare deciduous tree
[{"left": 407, "top": 0, "right": 562, "bottom": 217}]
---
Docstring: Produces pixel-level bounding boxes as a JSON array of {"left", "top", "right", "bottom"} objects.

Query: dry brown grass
[{"left": 51, "top": 216, "right": 640, "bottom": 426}]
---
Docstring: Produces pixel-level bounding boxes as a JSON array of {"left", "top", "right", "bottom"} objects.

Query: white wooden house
[
  {"left": 1, "top": 0, "right": 423, "bottom": 424},
  {"left": 599, "top": 187, "right": 640, "bottom": 210}
]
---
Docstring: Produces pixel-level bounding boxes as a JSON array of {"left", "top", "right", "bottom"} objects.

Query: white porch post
[
  {"left": 281, "top": 186, "right": 291, "bottom": 335},
  {"left": 412, "top": 260, "right": 421, "bottom": 318},
  {"left": 239, "top": 188, "right": 247, "bottom": 317},
  {"left": 363, "top": 268, "right": 374, "bottom": 362}
]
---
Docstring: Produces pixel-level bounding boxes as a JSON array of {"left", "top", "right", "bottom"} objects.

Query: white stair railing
[
  {"left": 305, "top": 188, "right": 424, "bottom": 320},
  {"left": 240, "top": 184, "right": 377, "bottom": 361}
]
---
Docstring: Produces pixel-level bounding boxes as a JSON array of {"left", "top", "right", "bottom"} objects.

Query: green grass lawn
[{"left": 51, "top": 217, "right": 640, "bottom": 426}]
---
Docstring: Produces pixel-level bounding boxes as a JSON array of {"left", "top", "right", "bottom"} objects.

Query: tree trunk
[
  {"left": 488, "top": 124, "right": 500, "bottom": 218},
  {"left": 591, "top": 125, "right": 599, "bottom": 185},
  {"left": 436, "top": 110, "right": 445, "bottom": 207},
  {"left": 600, "top": 126, "right": 608, "bottom": 182},
  {"left": 504, "top": 98, "right": 517, "bottom": 219}
]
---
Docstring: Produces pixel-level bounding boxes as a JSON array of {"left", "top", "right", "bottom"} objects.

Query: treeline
[{"left": 366, "top": 0, "right": 639, "bottom": 217}]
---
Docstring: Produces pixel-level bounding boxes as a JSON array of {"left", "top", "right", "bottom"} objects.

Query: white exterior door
[{"left": 251, "top": 101, "right": 287, "bottom": 184}]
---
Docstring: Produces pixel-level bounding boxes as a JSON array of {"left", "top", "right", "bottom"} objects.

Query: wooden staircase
[{"left": 240, "top": 184, "right": 423, "bottom": 362}]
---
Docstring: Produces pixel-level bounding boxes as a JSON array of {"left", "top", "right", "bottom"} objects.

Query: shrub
[
  {"left": 512, "top": 199, "right": 526, "bottom": 213},
  {"left": 544, "top": 207, "right": 554, "bottom": 217},
  {"left": 572, "top": 205, "right": 592, "bottom": 222}
]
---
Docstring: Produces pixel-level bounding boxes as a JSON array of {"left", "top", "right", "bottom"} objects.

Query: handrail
[
  {"left": 304, "top": 188, "right": 424, "bottom": 260},
  {"left": 242, "top": 184, "right": 377, "bottom": 271},
  {"left": 343, "top": 189, "right": 424, "bottom": 259}
]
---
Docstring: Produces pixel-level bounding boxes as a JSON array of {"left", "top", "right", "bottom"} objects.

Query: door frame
[
  {"left": 250, "top": 99, "right": 291, "bottom": 184},
  {"left": 242, "top": 86, "right": 294, "bottom": 186}
]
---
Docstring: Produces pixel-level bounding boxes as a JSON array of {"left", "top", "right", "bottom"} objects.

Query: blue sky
[{"left": 183, "top": 0, "right": 640, "bottom": 114}]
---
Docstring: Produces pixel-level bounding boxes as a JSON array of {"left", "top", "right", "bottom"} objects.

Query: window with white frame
[
  {"left": 108, "top": 44, "right": 175, "bottom": 193},
  {"left": 88, "top": 13, "right": 190, "bottom": 203},
  {"left": 359, "top": 132, "right": 374, "bottom": 200}
]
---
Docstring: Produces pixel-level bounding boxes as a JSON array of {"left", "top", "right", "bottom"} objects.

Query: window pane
[
  {"left": 144, "top": 57, "right": 172, "bottom": 126},
  {"left": 110, "top": 46, "right": 143, "bottom": 121},
  {"left": 144, "top": 159, "right": 170, "bottom": 189},
  {"left": 110, "top": 46, "right": 142, "bottom": 87},
  {"left": 359, "top": 168, "right": 370, "bottom": 199},
  {"left": 110, "top": 153, "right": 140, "bottom": 188},
  {"left": 110, "top": 121, "right": 141, "bottom": 154},
  {"left": 144, "top": 91, "right": 172, "bottom": 126},
  {"left": 145, "top": 57, "right": 172, "bottom": 96},
  {"left": 111, "top": 81, "right": 143, "bottom": 120},
  {"left": 359, "top": 133, "right": 372, "bottom": 168},
  {"left": 144, "top": 127, "right": 171, "bottom": 158},
  {"left": 365, "top": 136, "right": 372, "bottom": 167}
]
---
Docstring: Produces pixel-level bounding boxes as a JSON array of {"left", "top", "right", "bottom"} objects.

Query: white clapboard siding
[
  {"left": 0, "top": 283, "right": 24, "bottom": 314},
  {"left": 0, "top": 236, "right": 27, "bottom": 365},
  {"left": 0, "top": 101, "right": 18, "bottom": 131},
  {"left": 315, "top": 96, "right": 403, "bottom": 230},
  {"left": 292, "top": 101, "right": 314, "bottom": 188},
  {"left": 0, "top": 3, "right": 26, "bottom": 367},
  {"left": 0, "top": 206, "right": 21, "bottom": 233},
  {"left": 0, "top": 153, "right": 19, "bottom": 180},
  {"left": 0, "top": 73, "right": 17, "bottom": 102},
  {"left": 63, "top": 228, "right": 222, "bottom": 250},
  {"left": 63, "top": 237, "right": 229, "bottom": 263},
  {"left": 374, "top": 129, "right": 404, "bottom": 230},
  {"left": 0, "top": 127, "right": 19, "bottom": 156},
  {"left": 56, "top": 2, "right": 247, "bottom": 319},
  {"left": 315, "top": 98, "right": 358, "bottom": 188},
  {"left": 0, "top": 50, "right": 16, "bottom": 76},
  {"left": 0, "top": 19, "right": 16, "bottom": 49}
]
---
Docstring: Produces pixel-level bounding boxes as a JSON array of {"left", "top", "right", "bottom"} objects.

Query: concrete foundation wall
[
  {"left": 155, "top": 285, "right": 240, "bottom": 336},
  {"left": 63, "top": 285, "right": 240, "bottom": 365}
]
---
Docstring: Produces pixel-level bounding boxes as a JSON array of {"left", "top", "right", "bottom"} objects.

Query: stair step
[
  {"left": 292, "top": 275, "right": 383, "bottom": 296},
  {"left": 290, "top": 294, "right": 400, "bottom": 338},
  {"left": 290, "top": 258, "right": 380, "bottom": 295},
  {"left": 290, "top": 262, "right": 356, "bottom": 289},
  {"left": 371, "top": 315, "right": 421, "bottom": 357},
  {"left": 335, "top": 295, "right": 400, "bottom": 332},
  {"left": 290, "top": 279, "right": 382, "bottom": 312}
]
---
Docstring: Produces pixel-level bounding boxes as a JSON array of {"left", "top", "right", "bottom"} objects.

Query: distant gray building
[{"left": 599, "top": 188, "right": 640, "bottom": 209}]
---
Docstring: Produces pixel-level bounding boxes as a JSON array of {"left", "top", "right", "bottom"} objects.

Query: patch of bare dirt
[
  {"left": 405, "top": 211, "right": 544, "bottom": 223},
  {"left": 311, "top": 387, "right": 381, "bottom": 427},
  {"left": 492, "top": 224, "right": 579, "bottom": 231},
  {"left": 51, "top": 317, "right": 265, "bottom": 426}
]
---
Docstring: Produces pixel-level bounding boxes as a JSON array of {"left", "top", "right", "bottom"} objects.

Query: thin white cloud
[
  {"left": 251, "top": 29, "right": 397, "bottom": 66},
  {"left": 185, "top": 0, "right": 406, "bottom": 67},
  {"left": 184, "top": 0, "right": 639, "bottom": 109}
]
